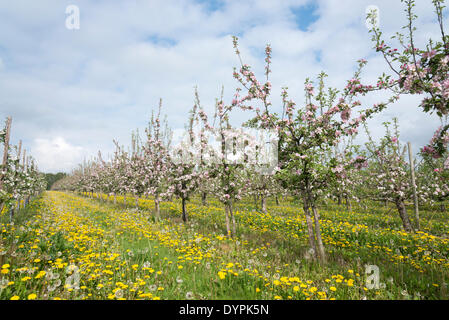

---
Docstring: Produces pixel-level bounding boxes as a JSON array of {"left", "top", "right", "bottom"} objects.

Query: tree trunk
[
  {"left": 261, "top": 196, "right": 267, "bottom": 213},
  {"left": 135, "top": 196, "right": 139, "bottom": 209},
  {"left": 155, "top": 197, "right": 161, "bottom": 221},
  {"left": 182, "top": 198, "right": 187, "bottom": 222},
  {"left": 395, "top": 198, "right": 413, "bottom": 232},
  {"left": 337, "top": 194, "right": 342, "bottom": 205},
  {"left": 114, "top": 193, "right": 117, "bottom": 205},
  {"left": 124, "top": 194, "right": 127, "bottom": 206},
  {"left": 345, "top": 195, "right": 352, "bottom": 212},
  {"left": 440, "top": 203, "right": 446, "bottom": 212},
  {"left": 201, "top": 192, "right": 207, "bottom": 206},
  {"left": 229, "top": 200, "right": 236, "bottom": 237},
  {"left": 302, "top": 196, "right": 317, "bottom": 258},
  {"left": 253, "top": 194, "right": 258, "bottom": 209},
  {"left": 311, "top": 204, "right": 327, "bottom": 264},
  {"left": 225, "top": 205, "right": 231, "bottom": 237},
  {"left": 275, "top": 195, "right": 279, "bottom": 205}
]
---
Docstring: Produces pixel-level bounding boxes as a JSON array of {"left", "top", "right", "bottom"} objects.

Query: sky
[{"left": 0, "top": 0, "right": 447, "bottom": 173}]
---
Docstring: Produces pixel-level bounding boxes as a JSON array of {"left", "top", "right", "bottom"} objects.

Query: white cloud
[
  {"left": 32, "top": 137, "right": 84, "bottom": 173},
  {"left": 0, "top": 0, "right": 447, "bottom": 172}
]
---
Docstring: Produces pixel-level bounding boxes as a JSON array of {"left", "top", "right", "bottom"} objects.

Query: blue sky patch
[
  {"left": 290, "top": 2, "right": 319, "bottom": 31},
  {"left": 194, "top": 0, "right": 225, "bottom": 13},
  {"left": 145, "top": 35, "right": 178, "bottom": 47}
]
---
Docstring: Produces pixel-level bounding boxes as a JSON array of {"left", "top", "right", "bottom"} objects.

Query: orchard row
[
  {"left": 34, "top": 1, "right": 449, "bottom": 265},
  {"left": 0, "top": 117, "right": 46, "bottom": 219}
]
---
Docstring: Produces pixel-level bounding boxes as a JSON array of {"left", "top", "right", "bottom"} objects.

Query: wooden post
[
  {"left": 22, "top": 149, "right": 27, "bottom": 207},
  {"left": 17, "top": 140, "right": 22, "bottom": 210},
  {"left": 407, "top": 142, "right": 420, "bottom": 230},
  {"left": 0, "top": 118, "right": 12, "bottom": 215},
  {"left": 17, "top": 140, "right": 22, "bottom": 159},
  {"left": 0, "top": 117, "right": 12, "bottom": 191},
  {"left": 22, "top": 149, "right": 26, "bottom": 171}
]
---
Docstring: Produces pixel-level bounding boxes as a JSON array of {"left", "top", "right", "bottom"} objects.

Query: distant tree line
[{"left": 44, "top": 172, "right": 67, "bottom": 190}]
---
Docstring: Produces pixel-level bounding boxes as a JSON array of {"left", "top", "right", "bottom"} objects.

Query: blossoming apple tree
[{"left": 231, "top": 36, "right": 398, "bottom": 263}]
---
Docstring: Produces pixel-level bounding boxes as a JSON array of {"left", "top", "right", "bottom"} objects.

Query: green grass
[{"left": 0, "top": 191, "right": 448, "bottom": 300}]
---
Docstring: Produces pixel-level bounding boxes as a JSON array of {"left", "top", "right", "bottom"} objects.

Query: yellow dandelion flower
[{"left": 27, "top": 294, "right": 37, "bottom": 300}]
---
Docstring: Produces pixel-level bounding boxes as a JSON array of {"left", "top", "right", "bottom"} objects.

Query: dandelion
[
  {"left": 27, "top": 293, "right": 37, "bottom": 300},
  {"left": 176, "top": 276, "right": 183, "bottom": 284},
  {"left": 149, "top": 284, "right": 157, "bottom": 292},
  {"left": 47, "top": 284, "right": 57, "bottom": 292},
  {"left": 0, "top": 279, "right": 8, "bottom": 290},
  {"left": 309, "top": 287, "right": 318, "bottom": 293},
  {"left": 114, "top": 289, "right": 124, "bottom": 299},
  {"left": 67, "top": 265, "right": 78, "bottom": 273},
  {"left": 185, "top": 291, "right": 194, "bottom": 299},
  {"left": 46, "top": 271, "right": 54, "bottom": 280}
]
